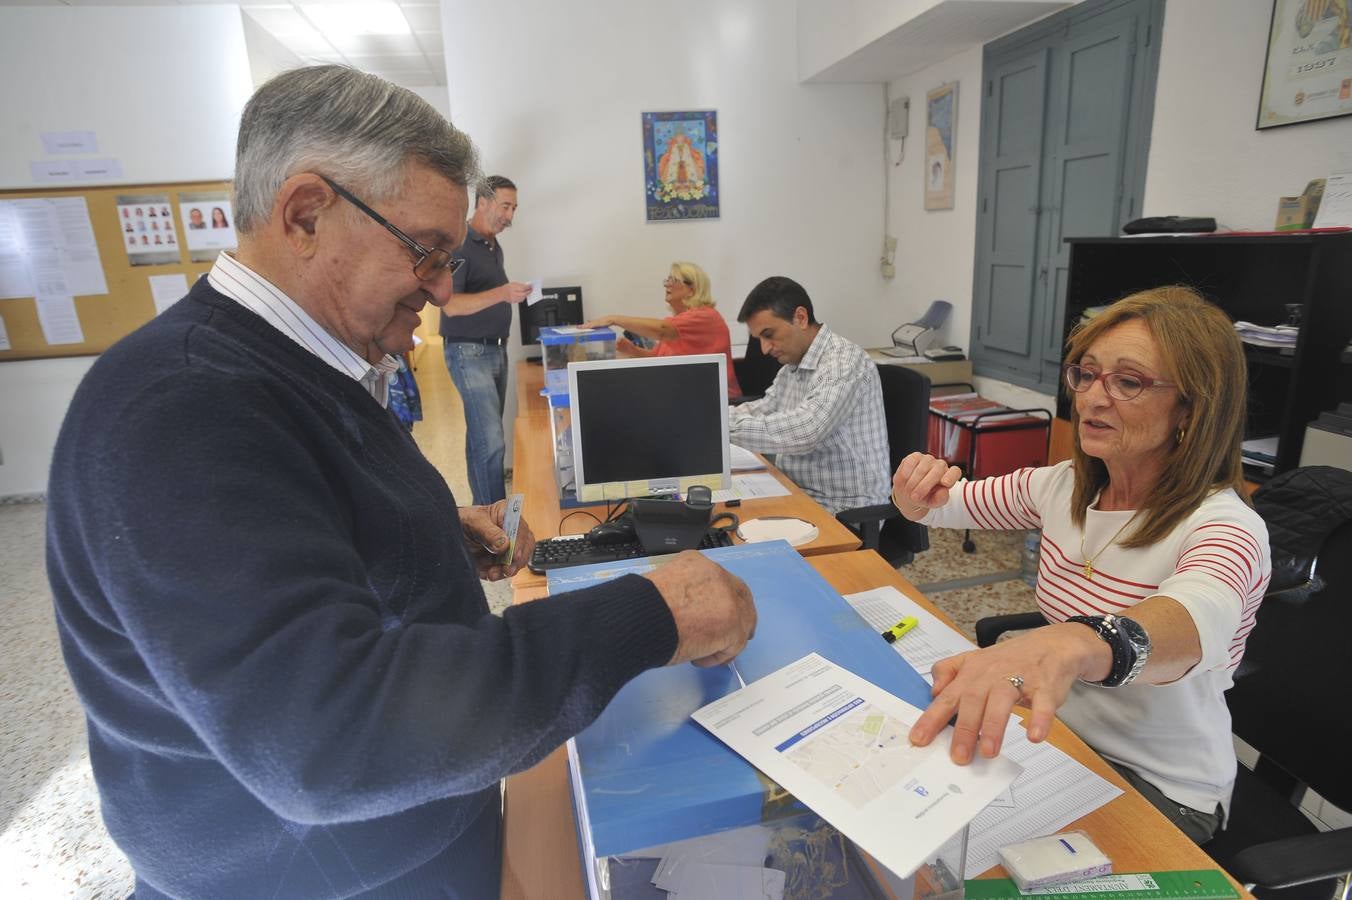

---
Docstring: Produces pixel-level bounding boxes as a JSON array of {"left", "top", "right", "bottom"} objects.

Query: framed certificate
[{"left": 1257, "top": 0, "right": 1352, "bottom": 129}]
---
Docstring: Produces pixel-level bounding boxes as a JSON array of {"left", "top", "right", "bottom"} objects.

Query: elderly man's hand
[
  {"left": 907, "top": 622, "right": 1110, "bottom": 764},
  {"left": 644, "top": 551, "right": 756, "bottom": 667},
  {"left": 460, "top": 501, "right": 536, "bottom": 581}
]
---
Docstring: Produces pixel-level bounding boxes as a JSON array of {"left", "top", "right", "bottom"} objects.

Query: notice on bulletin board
[
  {"left": 117, "top": 194, "right": 181, "bottom": 266},
  {"left": 0, "top": 197, "right": 108, "bottom": 300},
  {"left": 179, "top": 191, "right": 238, "bottom": 262}
]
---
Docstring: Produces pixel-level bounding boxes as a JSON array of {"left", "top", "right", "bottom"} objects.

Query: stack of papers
[
  {"left": 1233, "top": 321, "right": 1298, "bottom": 349},
  {"left": 842, "top": 586, "right": 1124, "bottom": 877},
  {"left": 708, "top": 472, "right": 791, "bottom": 502},
  {"left": 844, "top": 585, "right": 977, "bottom": 680},
  {"left": 1241, "top": 435, "right": 1279, "bottom": 474},
  {"left": 693, "top": 653, "right": 1022, "bottom": 879},
  {"left": 729, "top": 443, "right": 766, "bottom": 471}
]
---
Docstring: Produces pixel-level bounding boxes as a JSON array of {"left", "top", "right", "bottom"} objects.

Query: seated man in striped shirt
[
  {"left": 894, "top": 286, "right": 1271, "bottom": 844},
  {"left": 729, "top": 276, "right": 891, "bottom": 514}
]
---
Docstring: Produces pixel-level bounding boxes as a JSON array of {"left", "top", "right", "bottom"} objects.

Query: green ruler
[{"left": 965, "top": 870, "right": 1239, "bottom": 900}]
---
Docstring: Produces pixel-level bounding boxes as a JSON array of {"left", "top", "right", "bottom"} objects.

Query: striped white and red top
[{"left": 921, "top": 461, "right": 1271, "bottom": 818}]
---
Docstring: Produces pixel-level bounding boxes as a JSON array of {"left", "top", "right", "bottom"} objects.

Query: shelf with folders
[{"left": 1060, "top": 233, "right": 1352, "bottom": 476}]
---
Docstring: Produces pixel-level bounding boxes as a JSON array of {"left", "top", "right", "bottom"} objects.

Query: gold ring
[{"left": 1005, "top": 674, "right": 1025, "bottom": 692}]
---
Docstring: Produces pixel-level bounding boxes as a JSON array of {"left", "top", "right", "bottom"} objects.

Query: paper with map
[{"left": 692, "top": 652, "right": 1021, "bottom": 878}]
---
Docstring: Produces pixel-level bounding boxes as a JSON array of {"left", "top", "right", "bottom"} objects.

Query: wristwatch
[{"left": 1067, "top": 614, "right": 1152, "bottom": 688}]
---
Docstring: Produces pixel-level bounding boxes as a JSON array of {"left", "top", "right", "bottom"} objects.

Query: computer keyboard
[{"left": 528, "top": 529, "right": 735, "bottom": 573}]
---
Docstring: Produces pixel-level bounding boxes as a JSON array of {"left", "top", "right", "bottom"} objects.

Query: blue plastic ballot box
[{"left": 546, "top": 541, "right": 943, "bottom": 898}]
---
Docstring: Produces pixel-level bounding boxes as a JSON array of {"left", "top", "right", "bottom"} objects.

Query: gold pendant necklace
[{"left": 1080, "top": 516, "right": 1136, "bottom": 580}]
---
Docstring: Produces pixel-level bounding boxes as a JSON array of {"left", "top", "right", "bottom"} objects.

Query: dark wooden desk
[{"left": 500, "top": 550, "right": 1249, "bottom": 900}]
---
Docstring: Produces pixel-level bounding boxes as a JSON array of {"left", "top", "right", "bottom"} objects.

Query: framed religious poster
[
  {"left": 641, "top": 110, "right": 720, "bottom": 222},
  {"left": 924, "top": 83, "right": 958, "bottom": 211},
  {"left": 1258, "top": 0, "right": 1352, "bottom": 129}
]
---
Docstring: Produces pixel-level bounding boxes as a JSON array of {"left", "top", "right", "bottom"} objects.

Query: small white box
[{"left": 998, "top": 831, "right": 1111, "bottom": 891}]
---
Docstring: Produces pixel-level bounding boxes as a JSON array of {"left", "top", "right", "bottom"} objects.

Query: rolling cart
[{"left": 927, "top": 387, "right": 1052, "bottom": 553}]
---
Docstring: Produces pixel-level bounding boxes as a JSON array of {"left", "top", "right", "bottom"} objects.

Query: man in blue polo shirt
[{"left": 440, "top": 175, "right": 532, "bottom": 504}]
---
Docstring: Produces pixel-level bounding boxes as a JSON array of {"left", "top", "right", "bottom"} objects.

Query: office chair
[
  {"left": 1203, "top": 466, "right": 1352, "bottom": 900},
  {"left": 732, "top": 338, "right": 781, "bottom": 403},
  {"left": 835, "top": 364, "right": 931, "bottom": 566},
  {"left": 973, "top": 466, "right": 1352, "bottom": 900}
]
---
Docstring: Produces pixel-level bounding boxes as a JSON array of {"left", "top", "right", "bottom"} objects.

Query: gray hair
[{"left": 233, "top": 65, "right": 479, "bottom": 233}]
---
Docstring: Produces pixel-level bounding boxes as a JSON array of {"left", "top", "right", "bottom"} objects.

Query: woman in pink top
[{"left": 587, "top": 261, "right": 742, "bottom": 399}]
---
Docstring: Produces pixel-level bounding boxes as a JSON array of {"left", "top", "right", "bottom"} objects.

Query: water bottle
[{"left": 1020, "top": 530, "right": 1041, "bottom": 587}]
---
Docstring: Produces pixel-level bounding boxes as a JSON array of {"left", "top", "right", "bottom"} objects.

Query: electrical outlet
[{"left": 881, "top": 262, "right": 896, "bottom": 279}]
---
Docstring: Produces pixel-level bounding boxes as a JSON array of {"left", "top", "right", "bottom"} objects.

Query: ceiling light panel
[
  {"left": 301, "top": 2, "right": 411, "bottom": 40},
  {"left": 242, "top": 6, "right": 334, "bottom": 55}
]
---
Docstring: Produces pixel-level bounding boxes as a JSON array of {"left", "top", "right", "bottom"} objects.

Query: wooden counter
[{"left": 500, "top": 550, "right": 1248, "bottom": 900}]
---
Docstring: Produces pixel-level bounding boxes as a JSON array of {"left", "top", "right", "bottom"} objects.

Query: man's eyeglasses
[
  {"left": 319, "top": 175, "right": 464, "bottom": 281},
  {"left": 1063, "top": 363, "right": 1176, "bottom": 401}
]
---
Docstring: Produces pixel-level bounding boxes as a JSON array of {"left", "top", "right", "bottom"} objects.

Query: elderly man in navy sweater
[{"left": 46, "top": 66, "right": 755, "bottom": 899}]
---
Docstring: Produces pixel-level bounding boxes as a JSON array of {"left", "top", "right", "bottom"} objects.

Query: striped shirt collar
[
  {"left": 207, "top": 252, "right": 399, "bottom": 403},
  {"left": 793, "top": 324, "right": 833, "bottom": 372}
]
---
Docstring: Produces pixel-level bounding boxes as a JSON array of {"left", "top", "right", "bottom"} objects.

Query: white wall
[
  {"left": 0, "top": 6, "right": 253, "bottom": 496},
  {"left": 882, "top": 45, "right": 985, "bottom": 353},
  {"left": 0, "top": 6, "right": 251, "bottom": 188},
  {"left": 882, "top": 0, "right": 1352, "bottom": 413},
  {"left": 1142, "top": 0, "right": 1352, "bottom": 228},
  {"left": 439, "top": 0, "right": 891, "bottom": 425}
]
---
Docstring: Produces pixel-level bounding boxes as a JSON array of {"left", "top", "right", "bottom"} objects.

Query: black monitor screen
[
  {"left": 519, "top": 286, "right": 584, "bottom": 346},
  {"left": 572, "top": 358, "right": 727, "bottom": 492}
]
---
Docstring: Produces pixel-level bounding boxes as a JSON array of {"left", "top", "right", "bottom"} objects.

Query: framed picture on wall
[
  {"left": 1257, "top": 0, "right": 1352, "bottom": 129},
  {"left": 924, "top": 82, "right": 957, "bottom": 210},
  {"left": 641, "top": 110, "right": 719, "bottom": 222}
]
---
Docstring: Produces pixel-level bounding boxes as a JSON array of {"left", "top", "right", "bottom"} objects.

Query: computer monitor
[
  {"left": 568, "top": 354, "right": 731, "bottom": 503},
  {"left": 519, "top": 285, "right": 584, "bottom": 347}
]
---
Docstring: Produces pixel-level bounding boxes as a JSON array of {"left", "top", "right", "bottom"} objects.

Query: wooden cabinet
[{"left": 1058, "top": 234, "right": 1352, "bottom": 479}]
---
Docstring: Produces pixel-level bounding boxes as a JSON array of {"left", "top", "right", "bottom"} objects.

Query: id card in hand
[{"left": 499, "top": 494, "right": 525, "bottom": 565}]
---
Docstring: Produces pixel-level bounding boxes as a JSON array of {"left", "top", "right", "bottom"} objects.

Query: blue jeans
[{"left": 443, "top": 341, "right": 509, "bottom": 506}]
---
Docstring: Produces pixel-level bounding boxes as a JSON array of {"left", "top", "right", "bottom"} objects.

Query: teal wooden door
[
  {"left": 970, "top": 0, "right": 1161, "bottom": 392},
  {"left": 971, "top": 47, "right": 1049, "bottom": 371}
]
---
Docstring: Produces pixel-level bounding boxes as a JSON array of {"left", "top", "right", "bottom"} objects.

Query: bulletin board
[{"left": 0, "top": 180, "right": 233, "bottom": 362}]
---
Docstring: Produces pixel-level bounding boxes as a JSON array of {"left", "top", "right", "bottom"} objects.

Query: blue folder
[{"left": 547, "top": 541, "right": 933, "bottom": 858}]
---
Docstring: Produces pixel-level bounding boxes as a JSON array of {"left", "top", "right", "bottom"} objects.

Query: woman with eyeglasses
[
  {"left": 892, "top": 285, "right": 1270, "bottom": 844},
  {"left": 585, "top": 261, "right": 742, "bottom": 399}
]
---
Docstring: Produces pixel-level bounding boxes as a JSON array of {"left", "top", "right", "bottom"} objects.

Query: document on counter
[
  {"left": 709, "top": 472, "right": 791, "bottom": 502},
  {"left": 962, "top": 717, "right": 1122, "bottom": 877},
  {"left": 729, "top": 443, "right": 767, "bottom": 471},
  {"left": 844, "top": 585, "right": 976, "bottom": 678},
  {"left": 692, "top": 652, "right": 1021, "bottom": 879}
]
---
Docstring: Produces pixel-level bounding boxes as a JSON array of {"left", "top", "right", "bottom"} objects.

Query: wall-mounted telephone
[{"left": 888, "top": 98, "right": 910, "bottom": 139}]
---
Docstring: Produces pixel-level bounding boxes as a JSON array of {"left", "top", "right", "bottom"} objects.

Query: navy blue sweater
[{"left": 46, "top": 279, "right": 677, "bottom": 898}]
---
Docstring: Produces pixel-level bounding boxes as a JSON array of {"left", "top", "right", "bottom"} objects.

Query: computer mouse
[{"left": 589, "top": 519, "right": 637, "bottom": 545}]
